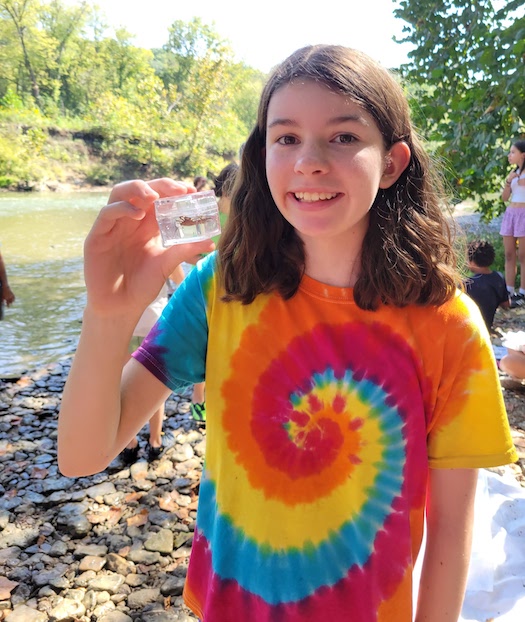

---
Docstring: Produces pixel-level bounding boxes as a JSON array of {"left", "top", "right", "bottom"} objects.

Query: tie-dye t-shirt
[{"left": 133, "top": 253, "right": 517, "bottom": 622}]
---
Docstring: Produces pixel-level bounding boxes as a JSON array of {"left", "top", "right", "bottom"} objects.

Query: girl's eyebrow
[{"left": 267, "top": 114, "right": 369, "bottom": 129}]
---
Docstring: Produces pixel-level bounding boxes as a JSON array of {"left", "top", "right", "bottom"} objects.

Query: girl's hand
[
  {"left": 84, "top": 178, "right": 214, "bottom": 317},
  {"left": 506, "top": 171, "right": 518, "bottom": 184}
]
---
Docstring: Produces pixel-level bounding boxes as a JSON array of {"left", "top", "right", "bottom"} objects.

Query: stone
[
  {"left": 5, "top": 604, "right": 47, "bottom": 621},
  {"left": 78, "top": 555, "right": 106, "bottom": 572},
  {"left": 87, "top": 573, "right": 125, "bottom": 594},
  {"left": 144, "top": 529, "right": 174, "bottom": 554},
  {"left": 126, "top": 587, "right": 162, "bottom": 609},
  {"left": 105, "top": 553, "right": 135, "bottom": 576},
  {"left": 98, "top": 610, "right": 133, "bottom": 622}
]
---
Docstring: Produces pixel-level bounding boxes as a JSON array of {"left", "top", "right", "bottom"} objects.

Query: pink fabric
[{"left": 499, "top": 207, "right": 525, "bottom": 237}]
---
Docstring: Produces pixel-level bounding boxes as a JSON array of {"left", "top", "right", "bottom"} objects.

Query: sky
[{"left": 86, "top": 0, "right": 414, "bottom": 73}]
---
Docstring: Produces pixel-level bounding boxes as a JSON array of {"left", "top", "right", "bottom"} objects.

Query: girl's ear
[{"left": 379, "top": 141, "right": 411, "bottom": 189}]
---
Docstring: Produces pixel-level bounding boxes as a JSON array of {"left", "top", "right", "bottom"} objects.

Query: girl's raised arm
[{"left": 58, "top": 179, "right": 213, "bottom": 477}]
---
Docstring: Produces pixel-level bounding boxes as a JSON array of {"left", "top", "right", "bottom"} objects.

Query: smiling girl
[{"left": 59, "top": 45, "right": 517, "bottom": 622}]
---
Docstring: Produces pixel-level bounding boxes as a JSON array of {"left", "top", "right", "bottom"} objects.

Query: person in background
[
  {"left": 193, "top": 176, "right": 208, "bottom": 192},
  {"left": 58, "top": 45, "right": 518, "bottom": 622},
  {"left": 464, "top": 239, "right": 509, "bottom": 331},
  {"left": 500, "top": 139, "right": 525, "bottom": 307},
  {"left": 0, "top": 248, "right": 15, "bottom": 320},
  {"left": 120, "top": 265, "right": 185, "bottom": 464},
  {"left": 190, "top": 162, "right": 239, "bottom": 423},
  {"left": 500, "top": 342, "right": 525, "bottom": 379}
]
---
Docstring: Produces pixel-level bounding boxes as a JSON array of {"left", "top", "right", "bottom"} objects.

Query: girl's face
[
  {"left": 265, "top": 80, "right": 408, "bottom": 251},
  {"left": 508, "top": 145, "right": 525, "bottom": 167}
]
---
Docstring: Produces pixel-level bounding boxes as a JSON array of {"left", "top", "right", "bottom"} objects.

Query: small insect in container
[{"left": 154, "top": 191, "right": 221, "bottom": 247}]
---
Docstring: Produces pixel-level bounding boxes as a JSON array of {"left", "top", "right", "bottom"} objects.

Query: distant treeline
[{"left": 0, "top": 1, "right": 266, "bottom": 189}]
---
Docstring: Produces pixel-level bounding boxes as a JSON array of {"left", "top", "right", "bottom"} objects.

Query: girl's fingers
[
  {"left": 162, "top": 240, "right": 216, "bottom": 273},
  {"left": 88, "top": 200, "right": 147, "bottom": 237},
  {"left": 107, "top": 179, "right": 195, "bottom": 211},
  {"left": 147, "top": 178, "right": 196, "bottom": 198},
  {"left": 166, "top": 240, "right": 215, "bottom": 267},
  {"left": 93, "top": 179, "right": 197, "bottom": 237}
]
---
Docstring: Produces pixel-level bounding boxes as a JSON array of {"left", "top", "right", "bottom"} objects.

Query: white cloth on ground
[{"left": 413, "top": 469, "right": 525, "bottom": 621}]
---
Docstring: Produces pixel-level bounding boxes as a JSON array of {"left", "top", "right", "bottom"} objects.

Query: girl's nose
[{"left": 294, "top": 142, "right": 329, "bottom": 175}]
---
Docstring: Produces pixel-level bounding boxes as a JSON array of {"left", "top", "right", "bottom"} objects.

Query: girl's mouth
[{"left": 294, "top": 192, "right": 339, "bottom": 202}]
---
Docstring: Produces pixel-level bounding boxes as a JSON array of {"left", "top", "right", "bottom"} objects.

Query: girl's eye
[
  {"left": 335, "top": 134, "right": 356, "bottom": 144},
  {"left": 277, "top": 135, "right": 298, "bottom": 145}
]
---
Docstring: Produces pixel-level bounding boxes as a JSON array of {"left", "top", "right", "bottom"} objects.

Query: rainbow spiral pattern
[{"left": 184, "top": 297, "right": 429, "bottom": 621}]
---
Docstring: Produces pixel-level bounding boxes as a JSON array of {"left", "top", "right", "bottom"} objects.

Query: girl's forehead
[
  {"left": 267, "top": 80, "right": 369, "bottom": 122},
  {"left": 271, "top": 79, "right": 355, "bottom": 104}
]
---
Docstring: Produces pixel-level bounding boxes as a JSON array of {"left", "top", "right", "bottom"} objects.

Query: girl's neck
[{"left": 303, "top": 236, "right": 362, "bottom": 288}]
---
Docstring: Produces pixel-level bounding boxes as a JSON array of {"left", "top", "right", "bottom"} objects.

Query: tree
[
  {"left": 39, "top": 0, "right": 88, "bottom": 108},
  {"left": 0, "top": 0, "right": 42, "bottom": 105},
  {"left": 153, "top": 17, "right": 232, "bottom": 110},
  {"left": 394, "top": 0, "right": 525, "bottom": 218},
  {"left": 153, "top": 17, "right": 252, "bottom": 173}
]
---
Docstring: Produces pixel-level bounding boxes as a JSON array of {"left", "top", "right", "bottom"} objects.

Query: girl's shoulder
[
  {"left": 426, "top": 289, "right": 487, "bottom": 335},
  {"left": 397, "top": 290, "right": 486, "bottom": 336}
]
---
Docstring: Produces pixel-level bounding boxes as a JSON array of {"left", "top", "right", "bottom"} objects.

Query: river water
[{"left": 0, "top": 191, "right": 108, "bottom": 378}]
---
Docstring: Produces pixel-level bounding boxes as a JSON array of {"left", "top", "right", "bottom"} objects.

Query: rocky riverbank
[
  {"left": 0, "top": 359, "right": 203, "bottom": 621},
  {"left": 1, "top": 328, "right": 525, "bottom": 620}
]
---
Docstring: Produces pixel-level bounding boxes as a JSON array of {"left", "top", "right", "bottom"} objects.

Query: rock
[
  {"left": 160, "top": 575, "right": 186, "bottom": 597},
  {"left": 98, "top": 611, "right": 133, "bottom": 622},
  {"left": 0, "top": 524, "right": 40, "bottom": 549},
  {"left": 87, "top": 573, "right": 125, "bottom": 594},
  {"left": 126, "top": 587, "right": 162, "bottom": 609},
  {"left": 144, "top": 529, "right": 174, "bottom": 554},
  {"left": 5, "top": 604, "right": 47, "bottom": 621},
  {"left": 105, "top": 553, "right": 135, "bottom": 575}
]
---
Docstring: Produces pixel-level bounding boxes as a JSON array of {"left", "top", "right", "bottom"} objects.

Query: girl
[
  {"left": 500, "top": 139, "right": 525, "bottom": 306},
  {"left": 58, "top": 45, "right": 517, "bottom": 622}
]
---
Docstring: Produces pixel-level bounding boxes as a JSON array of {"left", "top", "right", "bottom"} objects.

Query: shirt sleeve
[
  {"left": 427, "top": 294, "right": 518, "bottom": 469},
  {"left": 132, "top": 254, "right": 216, "bottom": 392}
]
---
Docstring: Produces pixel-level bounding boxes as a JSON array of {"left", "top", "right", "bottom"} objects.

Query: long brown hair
[
  {"left": 513, "top": 140, "right": 525, "bottom": 174},
  {"left": 219, "top": 45, "right": 459, "bottom": 310}
]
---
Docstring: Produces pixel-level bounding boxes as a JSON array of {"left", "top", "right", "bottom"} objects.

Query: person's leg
[
  {"left": 191, "top": 382, "right": 206, "bottom": 422},
  {"left": 192, "top": 382, "right": 205, "bottom": 405},
  {"left": 147, "top": 403, "right": 166, "bottom": 461},
  {"left": 503, "top": 235, "right": 517, "bottom": 292},
  {"left": 121, "top": 336, "right": 142, "bottom": 463},
  {"left": 148, "top": 404, "right": 164, "bottom": 448},
  {"left": 500, "top": 349, "right": 525, "bottom": 379},
  {"left": 518, "top": 236, "right": 525, "bottom": 293},
  {"left": 121, "top": 435, "right": 139, "bottom": 464}
]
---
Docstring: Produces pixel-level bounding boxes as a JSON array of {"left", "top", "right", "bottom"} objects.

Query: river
[{"left": 0, "top": 191, "right": 108, "bottom": 378}]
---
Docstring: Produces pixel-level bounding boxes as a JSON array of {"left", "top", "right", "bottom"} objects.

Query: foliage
[
  {"left": 395, "top": 0, "right": 525, "bottom": 220},
  {"left": 0, "top": 2, "right": 264, "bottom": 188}
]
